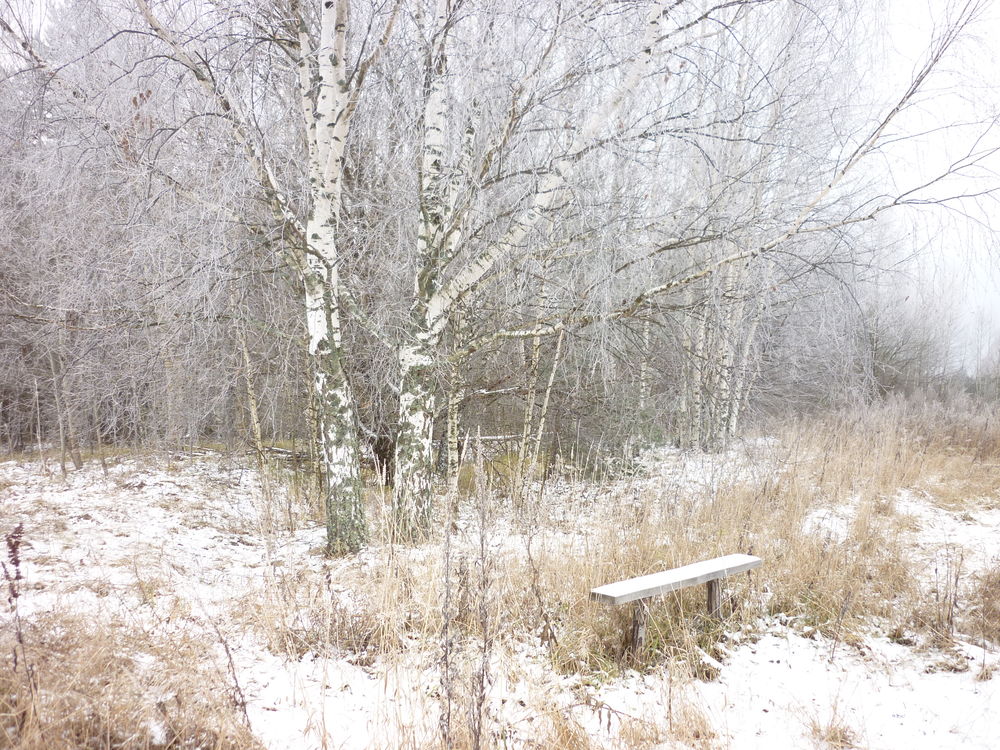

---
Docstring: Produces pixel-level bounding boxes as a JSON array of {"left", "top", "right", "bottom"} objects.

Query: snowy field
[{"left": 1, "top": 446, "right": 998, "bottom": 749}]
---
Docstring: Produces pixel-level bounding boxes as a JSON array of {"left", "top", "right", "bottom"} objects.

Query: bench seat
[{"left": 590, "top": 553, "right": 762, "bottom": 605}]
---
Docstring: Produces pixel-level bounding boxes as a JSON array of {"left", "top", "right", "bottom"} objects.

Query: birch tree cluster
[{"left": 1, "top": 0, "right": 994, "bottom": 550}]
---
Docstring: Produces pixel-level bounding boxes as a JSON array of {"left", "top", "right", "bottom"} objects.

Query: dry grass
[
  {"left": 0, "top": 613, "right": 261, "bottom": 750},
  {"left": 664, "top": 700, "right": 716, "bottom": 749},
  {"left": 968, "top": 561, "right": 1000, "bottom": 646},
  {"left": 9, "top": 398, "right": 998, "bottom": 749},
  {"left": 533, "top": 401, "right": 1000, "bottom": 673},
  {"left": 517, "top": 430, "right": 918, "bottom": 672},
  {"left": 615, "top": 717, "right": 665, "bottom": 749},
  {"left": 808, "top": 713, "right": 858, "bottom": 749},
  {"left": 534, "top": 707, "right": 597, "bottom": 750},
  {"left": 244, "top": 400, "right": 1000, "bottom": 682},
  {"left": 236, "top": 546, "right": 449, "bottom": 663}
]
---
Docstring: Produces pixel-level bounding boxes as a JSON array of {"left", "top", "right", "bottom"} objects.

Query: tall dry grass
[
  {"left": 221, "top": 400, "right": 999, "bottom": 747},
  {"left": 0, "top": 612, "right": 261, "bottom": 750},
  {"left": 249, "top": 399, "right": 1000, "bottom": 676}
]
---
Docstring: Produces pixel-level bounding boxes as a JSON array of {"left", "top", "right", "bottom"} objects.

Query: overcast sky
[{"left": 882, "top": 0, "right": 1000, "bottom": 371}]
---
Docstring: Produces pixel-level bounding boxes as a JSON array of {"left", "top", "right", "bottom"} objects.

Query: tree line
[{"left": 1, "top": 0, "right": 996, "bottom": 552}]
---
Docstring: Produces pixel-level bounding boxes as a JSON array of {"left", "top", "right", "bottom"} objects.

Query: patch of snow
[
  {"left": 802, "top": 501, "right": 857, "bottom": 545},
  {"left": 896, "top": 489, "right": 1000, "bottom": 575},
  {"left": 697, "top": 624, "right": 998, "bottom": 749}
]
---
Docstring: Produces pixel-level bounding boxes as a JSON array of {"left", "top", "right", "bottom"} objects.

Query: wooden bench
[{"left": 590, "top": 553, "right": 762, "bottom": 653}]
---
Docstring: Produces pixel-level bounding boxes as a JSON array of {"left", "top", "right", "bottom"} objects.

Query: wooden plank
[
  {"left": 706, "top": 578, "right": 722, "bottom": 618},
  {"left": 629, "top": 600, "right": 649, "bottom": 655},
  {"left": 590, "top": 554, "right": 762, "bottom": 606}
]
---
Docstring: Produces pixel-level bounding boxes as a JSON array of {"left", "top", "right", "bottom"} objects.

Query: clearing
[{"left": 2, "top": 413, "right": 999, "bottom": 749}]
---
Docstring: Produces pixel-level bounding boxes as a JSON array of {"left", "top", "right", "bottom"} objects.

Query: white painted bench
[{"left": 590, "top": 553, "right": 762, "bottom": 653}]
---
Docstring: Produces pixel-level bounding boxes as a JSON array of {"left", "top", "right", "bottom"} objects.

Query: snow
[
  {"left": 697, "top": 625, "right": 998, "bottom": 749},
  {"left": 1, "top": 448, "right": 998, "bottom": 749},
  {"left": 896, "top": 489, "right": 1000, "bottom": 575},
  {"left": 802, "top": 500, "right": 858, "bottom": 545}
]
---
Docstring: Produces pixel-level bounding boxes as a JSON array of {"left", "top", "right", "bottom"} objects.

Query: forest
[{"left": 2, "top": 0, "right": 1000, "bottom": 748}]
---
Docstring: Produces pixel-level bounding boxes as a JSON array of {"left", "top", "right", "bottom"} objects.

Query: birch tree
[
  {"left": 390, "top": 0, "right": 717, "bottom": 536},
  {"left": 130, "top": 0, "right": 400, "bottom": 552},
  {"left": 3, "top": 0, "right": 995, "bottom": 547},
  {"left": 456, "top": 0, "right": 993, "bottom": 455},
  {"left": 3, "top": 0, "right": 400, "bottom": 552}
]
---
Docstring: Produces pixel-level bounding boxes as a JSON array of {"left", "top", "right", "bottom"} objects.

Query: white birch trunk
[
  {"left": 677, "top": 286, "right": 694, "bottom": 448},
  {"left": 638, "top": 317, "right": 652, "bottom": 414},
  {"left": 691, "top": 310, "right": 708, "bottom": 450},
  {"left": 516, "top": 319, "right": 544, "bottom": 504},
  {"left": 726, "top": 264, "right": 771, "bottom": 442},
  {"left": 238, "top": 324, "right": 265, "bottom": 460},
  {"left": 391, "top": 0, "right": 452, "bottom": 538},
  {"left": 393, "top": 338, "right": 437, "bottom": 539},
  {"left": 301, "top": 0, "right": 368, "bottom": 553},
  {"left": 711, "top": 265, "right": 740, "bottom": 450},
  {"left": 304, "top": 219, "right": 366, "bottom": 553},
  {"left": 529, "top": 329, "right": 565, "bottom": 484},
  {"left": 135, "top": 0, "right": 379, "bottom": 553},
  {"left": 446, "top": 362, "right": 463, "bottom": 494}
]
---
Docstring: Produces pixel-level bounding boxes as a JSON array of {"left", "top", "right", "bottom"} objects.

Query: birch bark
[
  {"left": 298, "top": 0, "right": 370, "bottom": 553},
  {"left": 391, "top": 0, "right": 454, "bottom": 539}
]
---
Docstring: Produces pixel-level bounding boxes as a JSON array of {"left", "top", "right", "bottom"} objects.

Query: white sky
[{"left": 881, "top": 0, "right": 1000, "bottom": 371}]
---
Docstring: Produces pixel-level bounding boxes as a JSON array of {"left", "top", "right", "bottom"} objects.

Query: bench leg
[
  {"left": 629, "top": 599, "right": 649, "bottom": 655},
  {"left": 707, "top": 579, "right": 722, "bottom": 619}
]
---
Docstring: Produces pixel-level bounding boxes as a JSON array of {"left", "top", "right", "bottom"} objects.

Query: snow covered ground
[{"left": 1, "top": 449, "right": 997, "bottom": 749}]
